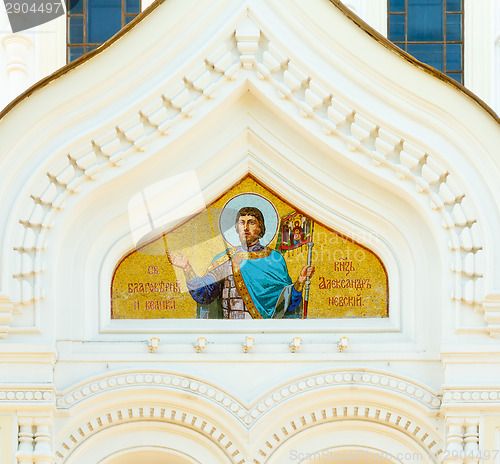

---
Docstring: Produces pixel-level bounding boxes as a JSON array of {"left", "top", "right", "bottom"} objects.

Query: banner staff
[{"left": 303, "top": 220, "right": 314, "bottom": 318}]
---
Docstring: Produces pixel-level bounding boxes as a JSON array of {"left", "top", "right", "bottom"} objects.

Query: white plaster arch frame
[
  {"left": 0, "top": 0, "right": 499, "bottom": 338},
  {"left": 100, "top": 446, "right": 199, "bottom": 464},
  {"left": 54, "top": 369, "right": 443, "bottom": 464},
  {"left": 86, "top": 119, "right": 415, "bottom": 340},
  {"left": 56, "top": 411, "right": 442, "bottom": 464},
  {"left": 57, "top": 420, "right": 232, "bottom": 464},
  {"left": 56, "top": 369, "right": 441, "bottom": 427},
  {"left": 263, "top": 421, "right": 439, "bottom": 464},
  {"left": 300, "top": 446, "right": 404, "bottom": 464},
  {"left": 251, "top": 401, "right": 442, "bottom": 463}
]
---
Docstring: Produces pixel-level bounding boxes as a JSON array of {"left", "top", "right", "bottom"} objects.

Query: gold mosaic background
[{"left": 111, "top": 176, "right": 388, "bottom": 319}]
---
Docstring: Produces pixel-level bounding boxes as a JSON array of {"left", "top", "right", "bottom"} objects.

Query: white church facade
[{"left": 0, "top": 0, "right": 500, "bottom": 463}]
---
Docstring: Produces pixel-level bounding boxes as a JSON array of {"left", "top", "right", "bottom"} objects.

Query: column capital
[{"left": 1, "top": 34, "right": 33, "bottom": 51}]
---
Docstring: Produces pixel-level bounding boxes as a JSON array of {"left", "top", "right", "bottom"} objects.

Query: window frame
[
  {"left": 387, "top": 0, "right": 464, "bottom": 84},
  {"left": 67, "top": 0, "right": 141, "bottom": 63}
]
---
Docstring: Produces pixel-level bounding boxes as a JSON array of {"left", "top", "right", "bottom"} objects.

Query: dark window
[
  {"left": 67, "top": 0, "right": 141, "bottom": 62},
  {"left": 388, "top": 0, "right": 464, "bottom": 84}
]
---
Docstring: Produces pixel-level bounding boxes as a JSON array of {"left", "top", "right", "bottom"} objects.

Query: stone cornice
[
  {"left": 0, "top": 386, "right": 54, "bottom": 404},
  {"left": 442, "top": 388, "right": 500, "bottom": 406},
  {"left": 56, "top": 369, "right": 441, "bottom": 426}
]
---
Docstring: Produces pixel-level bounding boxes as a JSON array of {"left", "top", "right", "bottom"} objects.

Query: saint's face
[{"left": 237, "top": 215, "right": 261, "bottom": 248}]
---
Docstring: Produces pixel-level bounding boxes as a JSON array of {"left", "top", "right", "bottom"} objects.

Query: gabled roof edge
[
  {"left": 0, "top": 0, "right": 498, "bottom": 125},
  {"left": 329, "top": 0, "right": 499, "bottom": 125},
  {"left": 0, "top": 0, "right": 165, "bottom": 124}
]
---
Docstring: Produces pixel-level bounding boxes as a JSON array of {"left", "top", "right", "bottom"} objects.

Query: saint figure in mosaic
[{"left": 167, "top": 195, "right": 314, "bottom": 319}]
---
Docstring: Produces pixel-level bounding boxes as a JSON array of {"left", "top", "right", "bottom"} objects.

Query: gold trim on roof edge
[
  {"left": 329, "top": 0, "right": 499, "bottom": 124},
  {"left": 0, "top": 0, "right": 165, "bottom": 123},
  {"left": 0, "top": 0, "right": 498, "bottom": 125}
]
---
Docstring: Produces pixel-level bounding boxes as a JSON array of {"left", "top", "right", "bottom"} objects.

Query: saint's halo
[{"left": 219, "top": 193, "right": 279, "bottom": 247}]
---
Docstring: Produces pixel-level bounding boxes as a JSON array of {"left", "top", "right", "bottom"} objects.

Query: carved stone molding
[
  {"left": 33, "top": 416, "right": 54, "bottom": 464},
  {"left": 253, "top": 404, "right": 444, "bottom": 464},
  {"left": 16, "top": 417, "right": 34, "bottom": 464},
  {"left": 54, "top": 401, "right": 444, "bottom": 464},
  {"left": 8, "top": 11, "right": 486, "bottom": 337},
  {"left": 54, "top": 406, "right": 245, "bottom": 464},
  {"left": 442, "top": 417, "right": 480, "bottom": 464},
  {"left": 442, "top": 389, "right": 500, "bottom": 404},
  {"left": 16, "top": 415, "right": 54, "bottom": 464},
  {"left": 483, "top": 293, "right": 500, "bottom": 338},
  {"left": 56, "top": 369, "right": 441, "bottom": 427},
  {"left": 0, "top": 389, "right": 54, "bottom": 403}
]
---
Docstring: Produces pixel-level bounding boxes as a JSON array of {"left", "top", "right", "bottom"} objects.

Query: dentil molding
[
  {"left": 54, "top": 400, "right": 444, "bottom": 464},
  {"left": 0, "top": 387, "right": 54, "bottom": 403},
  {"left": 56, "top": 369, "right": 442, "bottom": 424}
]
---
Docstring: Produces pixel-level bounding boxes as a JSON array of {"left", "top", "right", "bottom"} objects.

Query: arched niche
[
  {"left": 0, "top": 0, "right": 498, "bottom": 343},
  {"left": 49, "top": 111, "right": 436, "bottom": 348},
  {"left": 264, "top": 420, "right": 438, "bottom": 464},
  {"left": 101, "top": 447, "right": 197, "bottom": 464},
  {"left": 304, "top": 448, "right": 399, "bottom": 464},
  {"left": 110, "top": 175, "right": 389, "bottom": 320},
  {"left": 59, "top": 421, "right": 232, "bottom": 464}
]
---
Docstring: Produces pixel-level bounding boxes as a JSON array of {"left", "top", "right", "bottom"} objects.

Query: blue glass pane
[
  {"left": 87, "top": 46, "right": 98, "bottom": 51},
  {"left": 389, "top": 0, "right": 405, "bottom": 13},
  {"left": 125, "top": 0, "right": 140, "bottom": 14},
  {"left": 68, "top": 0, "right": 83, "bottom": 14},
  {"left": 407, "top": 0, "right": 443, "bottom": 41},
  {"left": 446, "top": 0, "right": 461, "bottom": 12},
  {"left": 407, "top": 43, "right": 444, "bottom": 71},
  {"left": 68, "top": 47, "right": 84, "bottom": 62},
  {"left": 87, "top": 0, "right": 121, "bottom": 44},
  {"left": 389, "top": 15, "right": 405, "bottom": 41},
  {"left": 447, "top": 72, "right": 462, "bottom": 84},
  {"left": 125, "top": 15, "right": 135, "bottom": 24},
  {"left": 69, "top": 16, "right": 83, "bottom": 44},
  {"left": 446, "top": 14, "right": 461, "bottom": 41},
  {"left": 396, "top": 43, "right": 406, "bottom": 51},
  {"left": 446, "top": 43, "right": 462, "bottom": 71}
]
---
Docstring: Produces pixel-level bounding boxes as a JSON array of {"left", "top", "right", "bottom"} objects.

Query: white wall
[
  {"left": 0, "top": 0, "right": 498, "bottom": 114},
  {"left": 0, "top": 0, "right": 499, "bottom": 462},
  {"left": 340, "top": 0, "right": 499, "bottom": 115}
]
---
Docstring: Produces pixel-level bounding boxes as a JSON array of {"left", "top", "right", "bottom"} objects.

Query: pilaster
[
  {"left": 443, "top": 416, "right": 481, "bottom": 464},
  {"left": 33, "top": 417, "right": 54, "bottom": 463},
  {"left": 444, "top": 417, "right": 465, "bottom": 464},
  {"left": 16, "top": 417, "right": 34, "bottom": 464},
  {"left": 463, "top": 418, "right": 479, "bottom": 464},
  {"left": 15, "top": 415, "right": 54, "bottom": 464},
  {"left": 1, "top": 34, "right": 33, "bottom": 101}
]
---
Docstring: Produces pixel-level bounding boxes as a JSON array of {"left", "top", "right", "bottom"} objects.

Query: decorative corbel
[
  {"left": 483, "top": 293, "right": 500, "bottom": 338},
  {"left": 0, "top": 294, "right": 14, "bottom": 339},
  {"left": 235, "top": 15, "right": 260, "bottom": 70}
]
